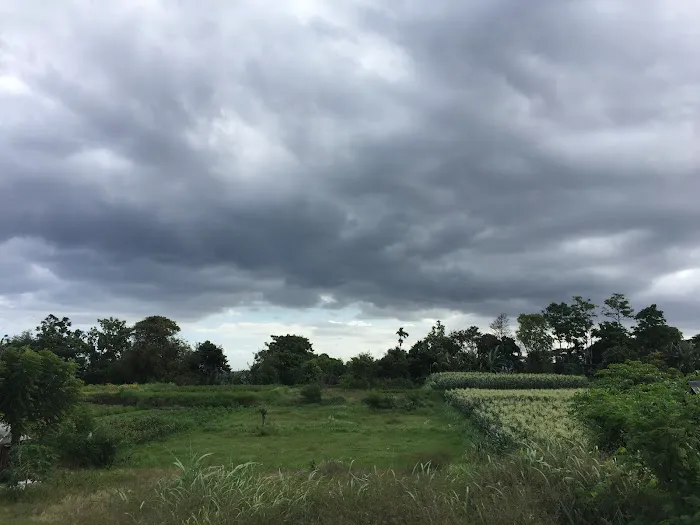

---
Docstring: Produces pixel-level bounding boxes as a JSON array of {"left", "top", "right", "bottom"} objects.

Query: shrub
[
  {"left": 299, "top": 383, "right": 323, "bottom": 404},
  {"left": 83, "top": 389, "right": 261, "bottom": 408},
  {"left": 4, "top": 443, "right": 58, "bottom": 484},
  {"left": 107, "top": 412, "right": 196, "bottom": 444},
  {"left": 339, "top": 374, "right": 371, "bottom": 389},
  {"left": 362, "top": 392, "right": 395, "bottom": 410},
  {"left": 56, "top": 425, "right": 119, "bottom": 468},
  {"left": 572, "top": 362, "right": 700, "bottom": 517}
]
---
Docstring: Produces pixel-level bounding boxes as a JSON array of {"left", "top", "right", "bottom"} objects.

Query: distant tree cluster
[
  {"left": 1, "top": 315, "right": 231, "bottom": 385},
  {"left": 1, "top": 292, "right": 698, "bottom": 386}
]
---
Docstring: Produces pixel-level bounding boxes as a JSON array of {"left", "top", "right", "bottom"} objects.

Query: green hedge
[
  {"left": 426, "top": 372, "right": 588, "bottom": 390},
  {"left": 83, "top": 390, "right": 262, "bottom": 408}
]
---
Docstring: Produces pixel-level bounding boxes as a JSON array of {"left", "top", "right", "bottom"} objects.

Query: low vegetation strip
[
  {"left": 426, "top": 371, "right": 588, "bottom": 390},
  {"left": 445, "top": 388, "right": 586, "bottom": 447},
  {"left": 83, "top": 389, "right": 264, "bottom": 408}
]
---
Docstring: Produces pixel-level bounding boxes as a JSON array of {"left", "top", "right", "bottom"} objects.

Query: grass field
[
  {"left": 0, "top": 386, "right": 482, "bottom": 524},
  {"left": 0, "top": 382, "right": 666, "bottom": 524},
  {"left": 101, "top": 400, "right": 470, "bottom": 470}
]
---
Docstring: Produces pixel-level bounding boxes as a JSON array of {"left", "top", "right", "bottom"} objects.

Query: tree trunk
[{"left": 10, "top": 422, "right": 22, "bottom": 447}]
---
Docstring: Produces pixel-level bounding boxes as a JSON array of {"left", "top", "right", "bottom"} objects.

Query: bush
[
  {"left": 339, "top": 374, "right": 371, "bottom": 389},
  {"left": 52, "top": 425, "right": 119, "bottom": 469},
  {"left": 83, "top": 389, "right": 261, "bottom": 408},
  {"left": 299, "top": 383, "right": 323, "bottom": 404},
  {"left": 572, "top": 361, "right": 700, "bottom": 517},
  {"left": 362, "top": 392, "right": 395, "bottom": 410},
  {"left": 37, "top": 405, "right": 119, "bottom": 469},
  {"left": 107, "top": 412, "right": 197, "bottom": 444},
  {"left": 4, "top": 443, "right": 58, "bottom": 484}
]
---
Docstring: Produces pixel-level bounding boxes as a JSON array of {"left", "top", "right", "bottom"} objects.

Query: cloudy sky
[{"left": 1, "top": 0, "right": 699, "bottom": 367}]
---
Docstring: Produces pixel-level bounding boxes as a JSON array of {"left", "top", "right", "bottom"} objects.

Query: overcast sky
[{"left": 1, "top": 0, "right": 699, "bottom": 367}]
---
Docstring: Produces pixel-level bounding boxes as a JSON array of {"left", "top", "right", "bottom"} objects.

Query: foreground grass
[{"left": 2, "top": 442, "right": 666, "bottom": 525}]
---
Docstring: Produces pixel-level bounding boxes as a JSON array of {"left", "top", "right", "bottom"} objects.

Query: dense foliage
[
  {"left": 0, "top": 347, "right": 81, "bottom": 447},
  {"left": 426, "top": 371, "right": 588, "bottom": 390},
  {"left": 572, "top": 361, "right": 700, "bottom": 517}
]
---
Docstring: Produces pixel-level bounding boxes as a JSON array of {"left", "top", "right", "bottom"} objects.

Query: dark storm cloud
[{"left": 1, "top": 0, "right": 700, "bottom": 328}]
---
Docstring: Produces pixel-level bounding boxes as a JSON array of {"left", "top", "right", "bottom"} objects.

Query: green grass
[
  {"left": 120, "top": 402, "right": 469, "bottom": 471},
  {"left": 0, "top": 384, "right": 671, "bottom": 525}
]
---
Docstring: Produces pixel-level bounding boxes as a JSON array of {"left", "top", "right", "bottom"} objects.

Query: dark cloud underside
[{"left": 1, "top": 0, "right": 699, "bottom": 326}]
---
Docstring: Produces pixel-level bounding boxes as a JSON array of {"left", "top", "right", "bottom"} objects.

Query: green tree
[
  {"left": 570, "top": 296, "right": 597, "bottom": 366},
  {"left": 187, "top": 340, "right": 231, "bottom": 384},
  {"left": 0, "top": 347, "right": 81, "bottom": 446},
  {"left": 592, "top": 293, "right": 636, "bottom": 367},
  {"left": 602, "top": 293, "right": 634, "bottom": 324},
  {"left": 542, "top": 302, "right": 572, "bottom": 350},
  {"left": 498, "top": 337, "right": 524, "bottom": 372},
  {"left": 663, "top": 340, "right": 700, "bottom": 374},
  {"left": 489, "top": 313, "right": 512, "bottom": 340},
  {"left": 632, "top": 304, "right": 682, "bottom": 358},
  {"left": 516, "top": 313, "right": 553, "bottom": 373},
  {"left": 377, "top": 347, "right": 410, "bottom": 380},
  {"left": 308, "top": 353, "right": 346, "bottom": 385},
  {"left": 2, "top": 330, "right": 36, "bottom": 350},
  {"left": 475, "top": 333, "right": 502, "bottom": 372},
  {"left": 35, "top": 314, "right": 90, "bottom": 374},
  {"left": 250, "top": 335, "right": 315, "bottom": 385},
  {"left": 407, "top": 321, "right": 459, "bottom": 379},
  {"left": 396, "top": 327, "right": 409, "bottom": 348},
  {"left": 345, "top": 352, "right": 377, "bottom": 388},
  {"left": 84, "top": 317, "right": 132, "bottom": 383},
  {"left": 449, "top": 326, "right": 481, "bottom": 371},
  {"left": 123, "top": 315, "right": 185, "bottom": 382}
]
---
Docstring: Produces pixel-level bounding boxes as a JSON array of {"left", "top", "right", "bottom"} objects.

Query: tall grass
[{"left": 48, "top": 443, "right": 666, "bottom": 525}]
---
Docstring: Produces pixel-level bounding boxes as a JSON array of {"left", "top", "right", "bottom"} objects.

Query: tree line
[
  {"left": 1, "top": 292, "right": 699, "bottom": 387},
  {"left": 1, "top": 315, "right": 230, "bottom": 385}
]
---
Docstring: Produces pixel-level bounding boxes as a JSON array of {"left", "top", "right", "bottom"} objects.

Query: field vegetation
[
  {"left": 2, "top": 292, "right": 700, "bottom": 523},
  {"left": 426, "top": 371, "right": 588, "bottom": 390},
  {"left": 445, "top": 388, "right": 586, "bottom": 447}
]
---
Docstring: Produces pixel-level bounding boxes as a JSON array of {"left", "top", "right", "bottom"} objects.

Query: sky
[{"left": 1, "top": 0, "right": 699, "bottom": 368}]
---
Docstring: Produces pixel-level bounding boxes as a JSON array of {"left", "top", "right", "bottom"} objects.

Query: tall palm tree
[{"left": 396, "top": 327, "right": 409, "bottom": 348}]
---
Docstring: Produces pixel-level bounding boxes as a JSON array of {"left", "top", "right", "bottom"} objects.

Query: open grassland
[
  {"left": 2, "top": 382, "right": 670, "bottom": 525},
  {"left": 427, "top": 371, "right": 588, "bottom": 390},
  {"left": 445, "top": 388, "right": 587, "bottom": 447},
  {"left": 97, "top": 401, "right": 469, "bottom": 470},
  {"left": 0, "top": 386, "right": 478, "bottom": 524}
]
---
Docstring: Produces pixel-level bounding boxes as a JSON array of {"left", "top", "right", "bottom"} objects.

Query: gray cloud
[{"left": 1, "top": 0, "right": 700, "bottom": 331}]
